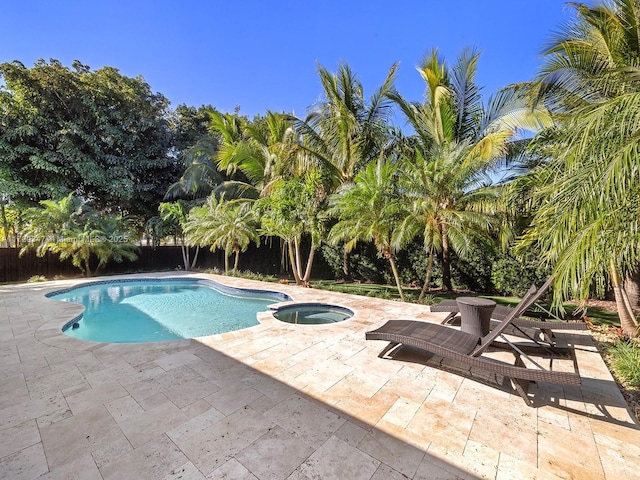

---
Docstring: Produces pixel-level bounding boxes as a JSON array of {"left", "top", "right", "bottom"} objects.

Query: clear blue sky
[{"left": 2, "top": 0, "right": 574, "bottom": 122}]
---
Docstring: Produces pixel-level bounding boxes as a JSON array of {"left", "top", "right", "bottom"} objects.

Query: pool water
[
  {"left": 50, "top": 278, "right": 289, "bottom": 343},
  {"left": 272, "top": 304, "right": 353, "bottom": 324}
]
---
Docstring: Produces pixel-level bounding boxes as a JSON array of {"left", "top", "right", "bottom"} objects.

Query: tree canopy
[
  {"left": 521, "top": 0, "right": 640, "bottom": 335},
  {"left": 4, "top": 33, "right": 640, "bottom": 336},
  {"left": 0, "top": 59, "right": 179, "bottom": 219}
]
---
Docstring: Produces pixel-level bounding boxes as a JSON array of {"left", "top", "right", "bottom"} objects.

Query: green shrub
[
  {"left": 27, "top": 275, "right": 47, "bottom": 283},
  {"left": 319, "top": 242, "right": 388, "bottom": 283},
  {"left": 396, "top": 241, "right": 435, "bottom": 286},
  {"left": 419, "top": 293, "right": 438, "bottom": 305},
  {"left": 450, "top": 242, "right": 496, "bottom": 292},
  {"left": 491, "top": 253, "right": 550, "bottom": 296},
  {"left": 607, "top": 340, "right": 640, "bottom": 388}
]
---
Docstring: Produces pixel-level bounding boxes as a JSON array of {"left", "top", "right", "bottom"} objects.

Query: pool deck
[{"left": 1, "top": 271, "right": 638, "bottom": 479}]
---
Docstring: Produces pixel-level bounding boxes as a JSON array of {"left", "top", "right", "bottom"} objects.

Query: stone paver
[{"left": 0, "top": 271, "right": 639, "bottom": 479}]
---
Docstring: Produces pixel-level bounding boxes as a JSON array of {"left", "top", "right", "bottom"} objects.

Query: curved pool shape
[
  {"left": 48, "top": 278, "right": 291, "bottom": 343},
  {"left": 272, "top": 303, "right": 353, "bottom": 325}
]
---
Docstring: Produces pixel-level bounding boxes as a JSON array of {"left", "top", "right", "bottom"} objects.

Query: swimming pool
[
  {"left": 271, "top": 303, "right": 353, "bottom": 324},
  {"left": 49, "top": 278, "right": 291, "bottom": 343}
]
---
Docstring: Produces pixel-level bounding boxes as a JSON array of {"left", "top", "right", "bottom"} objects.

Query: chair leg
[
  {"left": 510, "top": 378, "right": 533, "bottom": 407},
  {"left": 540, "top": 328, "right": 556, "bottom": 345},
  {"left": 510, "top": 354, "right": 534, "bottom": 407},
  {"left": 440, "top": 312, "right": 458, "bottom": 325},
  {"left": 378, "top": 342, "right": 400, "bottom": 358}
]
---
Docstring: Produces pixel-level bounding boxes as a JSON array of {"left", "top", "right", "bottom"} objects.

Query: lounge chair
[
  {"left": 365, "top": 283, "right": 581, "bottom": 407},
  {"left": 430, "top": 278, "right": 587, "bottom": 345}
]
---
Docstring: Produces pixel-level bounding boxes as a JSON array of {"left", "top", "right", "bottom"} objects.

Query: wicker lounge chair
[
  {"left": 430, "top": 278, "right": 587, "bottom": 345},
  {"left": 366, "top": 282, "right": 581, "bottom": 407}
]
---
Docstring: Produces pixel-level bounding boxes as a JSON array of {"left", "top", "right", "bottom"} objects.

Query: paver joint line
[{"left": 0, "top": 271, "right": 637, "bottom": 479}]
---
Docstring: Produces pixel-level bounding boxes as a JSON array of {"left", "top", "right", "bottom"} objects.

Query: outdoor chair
[
  {"left": 365, "top": 282, "right": 581, "bottom": 407},
  {"left": 430, "top": 278, "right": 588, "bottom": 345}
]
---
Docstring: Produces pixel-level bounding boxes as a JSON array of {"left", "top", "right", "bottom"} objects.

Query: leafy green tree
[
  {"left": 257, "top": 173, "right": 327, "bottom": 285},
  {"left": 20, "top": 193, "right": 88, "bottom": 246},
  {"left": 297, "top": 63, "right": 399, "bottom": 278},
  {"left": 19, "top": 194, "right": 137, "bottom": 276},
  {"left": 171, "top": 104, "right": 217, "bottom": 153},
  {"left": 328, "top": 156, "right": 406, "bottom": 300},
  {"left": 165, "top": 105, "right": 222, "bottom": 199},
  {"left": 0, "top": 197, "right": 20, "bottom": 247},
  {"left": 87, "top": 216, "right": 138, "bottom": 275},
  {"left": 159, "top": 201, "right": 200, "bottom": 270},
  {"left": 391, "top": 48, "right": 550, "bottom": 292},
  {"left": 211, "top": 110, "right": 299, "bottom": 200},
  {"left": 522, "top": 0, "right": 640, "bottom": 336},
  {"left": 184, "top": 195, "right": 259, "bottom": 273},
  {"left": 0, "top": 59, "right": 178, "bottom": 221}
]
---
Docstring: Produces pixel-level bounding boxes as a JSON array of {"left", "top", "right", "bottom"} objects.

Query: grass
[
  {"left": 606, "top": 340, "right": 640, "bottom": 388},
  {"left": 27, "top": 275, "right": 48, "bottom": 283},
  {"left": 311, "top": 277, "right": 638, "bottom": 420},
  {"left": 311, "top": 279, "right": 618, "bottom": 327}
]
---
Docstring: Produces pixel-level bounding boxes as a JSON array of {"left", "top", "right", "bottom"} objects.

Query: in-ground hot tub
[{"left": 270, "top": 303, "right": 354, "bottom": 325}]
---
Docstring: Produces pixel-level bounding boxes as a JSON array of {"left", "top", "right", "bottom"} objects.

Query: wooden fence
[{"left": 0, "top": 241, "right": 325, "bottom": 283}]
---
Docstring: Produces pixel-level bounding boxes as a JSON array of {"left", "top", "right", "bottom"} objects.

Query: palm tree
[
  {"left": 88, "top": 215, "right": 138, "bottom": 275},
  {"left": 159, "top": 200, "right": 199, "bottom": 270},
  {"left": 19, "top": 194, "right": 138, "bottom": 276},
  {"left": 165, "top": 135, "right": 222, "bottom": 199},
  {"left": 391, "top": 48, "right": 550, "bottom": 291},
  {"left": 395, "top": 144, "right": 502, "bottom": 297},
  {"left": 168, "top": 111, "right": 299, "bottom": 202},
  {"left": 184, "top": 195, "right": 259, "bottom": 273},
  {"left": 257, "top": 173, "right": 326, "bottom": 285},
  {"left": 0, "top": 195, "right": 12, "bottom": 247},
  {"left": 296, "top": 63, "right": 399, "bottom": 278},
  {"left": 328, "top": 156, "right": 406, "bottom": 300},
  {"left": 210, "top": 110, "right": 299, "bottom": 201},
  {"left": 20, "top": 193, "right": 88, "bottom": 243},
  {"left": 303, "top": 62, "right": 398, "bottom": 184},
  {"left": 522, "top": 0, "right": 640, "bottom": 336}
]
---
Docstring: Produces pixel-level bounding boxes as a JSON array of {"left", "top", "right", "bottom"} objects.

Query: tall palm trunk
[
  {"left": 224, "top": 253, "right": 230, "bottom": 273},
  {"left": 441, "top": 227, "right": 452, "bottom": 291},
  {"left": 1, "top": 202, "right": 11, "bottom": 248},
  {"left": 190, "top": 246, "right": 200, "bottom": 269},
  {"left": 233, "top": 248, "right": 240, "bottom": 272},
  {"left": 611, "top": 261, "right": 638, "bottom": 337},
  {"left": 287, "top": 241, "right": 302, "bottom": 284},
  {"left": 387, "top": 253, "right": 405, "bottom": 302},
  {"left": 623, "top": 265, "right": 640, "bottom": 312},
  {"left": 181, "top": 245, "right": 189, "bottom": 271},
  {"left": 83, "top": 258, "right": 92, "bottom": 277},
  {"left": 302, "top": 246, "right": 316, "bottom": 283},
  {"left": 179, "top": 233, "right": 191, "bottom": 270},
  {"left": 293, "top": 237, "right": 304, "bottom": 281},
  {"left": 342, "top": 243, "right": 351, "bottom": 280},
  {"left": 418, "top": 247, "right": 435, "bottom": 301}
]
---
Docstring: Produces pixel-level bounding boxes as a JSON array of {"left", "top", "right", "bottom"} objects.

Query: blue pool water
[
  {"left": 272, "top": 304, "right": 353, "bottom": 324},
  {"left": 49, "top": 278, "right": 290, "bottom": 343}
]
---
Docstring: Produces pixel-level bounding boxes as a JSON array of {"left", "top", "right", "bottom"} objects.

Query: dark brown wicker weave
[
  {"left": 366, "top": 280, "right": 582, "bottom": 407},
  {"left": 430, "top": 280, "right": 588, "bottom": 346}
]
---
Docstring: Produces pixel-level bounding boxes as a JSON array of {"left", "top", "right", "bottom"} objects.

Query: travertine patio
[{"left": 1, "top": 272, "right": 638, "bottom": 479}]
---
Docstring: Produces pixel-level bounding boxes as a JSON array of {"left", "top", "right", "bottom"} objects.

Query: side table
[{"left": 455, "top": 297, "right": 496, "bottom": 337}]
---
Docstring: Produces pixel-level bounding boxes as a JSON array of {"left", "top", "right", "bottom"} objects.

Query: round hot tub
[{"left": 271, "top": 303, "right": 353, "bottom": 325}]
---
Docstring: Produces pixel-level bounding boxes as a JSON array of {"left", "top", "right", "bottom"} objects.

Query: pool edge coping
[{"left": 33, "top": 271, "right": 369, "bottom": 350}]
